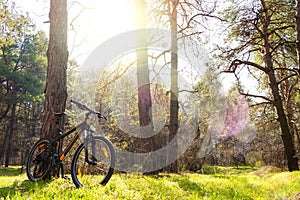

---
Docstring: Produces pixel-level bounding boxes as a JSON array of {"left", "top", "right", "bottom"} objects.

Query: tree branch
[
  {"left": 240, "top": 91, "right": 272, "bottom": 102},
  {"left": 223, "top": 59, "right": 268, "bottom": 73},
  {"left": 277, "top": 74, "right": 298, "bottom": 85}
]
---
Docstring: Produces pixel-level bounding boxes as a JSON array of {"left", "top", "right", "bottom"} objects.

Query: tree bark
[
  {"left": 296, "top": 0, "right": 300, "bottom": 71},
  {"left": 268, "top": 69, "right": 299, "bottom": 171},
  {"left": 41, "top": 0, "right": 68, "bottom": 139},
  {"left": 5, "top": 103, "right": 17, "bottom": 167},
  {"left": 166, "top": 0, "right": 179, "bottom": 173},
  {"left": 134, "top": 0, "right": 157, "bottom": 175},
  {"left": 0, "top": 120, "right": 9, "bottom": 165},
  {"left": 40, "top": 0, "right": 68, "bottom": 178}
]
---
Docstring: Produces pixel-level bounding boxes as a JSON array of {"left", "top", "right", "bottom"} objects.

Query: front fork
[
  {"left": 83, "top": 129, "right": 97, "bottom": 166},
  {"left": 54, "top": 135, "right": 68, "bottom": 179}
]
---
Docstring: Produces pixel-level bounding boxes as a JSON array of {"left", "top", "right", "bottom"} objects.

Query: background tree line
[
  {"left": 1, "top": 0, "right": 300, "bottom": 174},
  {"left": 0, "top": 1, "right": 47, "bottom": 167}
]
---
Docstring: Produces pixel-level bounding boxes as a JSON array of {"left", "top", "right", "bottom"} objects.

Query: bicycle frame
[
  {"left": 54, "top": 115, "right": 91, "bottom": 164},
  {"left": 44, "top": 112, "right": 99, "bottom": 181}
]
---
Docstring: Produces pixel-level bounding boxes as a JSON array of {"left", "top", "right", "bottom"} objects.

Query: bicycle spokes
[
  {"left": 26, "top": 138, "right": 53, "bottom": 182},
  {"left": 71, "top": 136, "right": 115, "bottom": 188}
]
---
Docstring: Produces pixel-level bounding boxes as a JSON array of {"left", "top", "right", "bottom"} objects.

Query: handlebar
[{"left": 71, "top": 99, "right": 107, "bottom": 120}]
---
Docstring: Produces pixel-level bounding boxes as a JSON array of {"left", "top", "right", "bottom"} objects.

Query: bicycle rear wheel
[
  {"left": 71, "top": 136, "right": 115, "bottom": 188},
  {"left": 26, "top": 138, "right": 53, "bottom": 181}
]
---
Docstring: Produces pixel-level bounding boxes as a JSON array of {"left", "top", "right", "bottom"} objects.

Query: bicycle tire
[
  {"left": 71, "top": 136, "right": 115, "bottom": 188},
  {"left": 26, "top": 138, "right": 53, "bottom": 181}
]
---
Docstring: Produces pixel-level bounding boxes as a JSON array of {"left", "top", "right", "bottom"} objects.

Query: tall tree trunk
[
  {"left": 42, "top": 0, "right": 68, "bottom": 138},
  {"left": 261, "top": 0, "right": 298, "bottom": 170},
  {"left": 41, "top": 0, "right": 68, "bottom": 177},
  {"left": 134, "top": 0, "right": 157, "bottom": 175},
  {"left": 268, "top": 70, "right": 299, "bottom": 171},
  {"left": 296, "top": 0, "right": 300, "bottom": 71},
  {"left": 166, "top": 0, "right": 179, "bottom": 173},
  {"left": 31, "top": 103, "right": 37, "bottom": 137},
  {"left": 0, "top": 121, "right": 9, "bottom": 165},
  {"left": 4, "top": 103, "right": 17, "bottom": 167}
]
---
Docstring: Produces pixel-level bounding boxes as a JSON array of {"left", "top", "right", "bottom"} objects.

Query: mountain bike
[{"left": 26, "top": 100, "right": 115, "bottom": 188}]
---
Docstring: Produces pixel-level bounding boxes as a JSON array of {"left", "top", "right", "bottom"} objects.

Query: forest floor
[{"left": 0, "top": 166, "right": 300, "bottom": 199}]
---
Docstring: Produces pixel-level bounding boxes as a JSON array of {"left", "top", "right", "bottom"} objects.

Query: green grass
[
  {"left": 0, "top": 167, "right": 24, "bottom": 176},
  {"left": 0, "top": 166, "right": 300, "bottom": 199}
]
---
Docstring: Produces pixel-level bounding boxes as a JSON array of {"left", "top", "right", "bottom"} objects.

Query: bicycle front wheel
[
  {"left": 26, "top": 138, "right": 53, "bottom": 182},
  {"left": 71, "top": 136, "right": 115, "bottom": 188}
]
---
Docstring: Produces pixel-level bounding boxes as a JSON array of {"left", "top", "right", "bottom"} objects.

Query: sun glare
[
  {"left": 14, "top": 0, "right": 140, "bottom": 63},
  {"left": 88, "top": 0, "right": 135, "bottom": 43},
  {"left": 67, "top": 0, "right": 136, "bottom": 62}
]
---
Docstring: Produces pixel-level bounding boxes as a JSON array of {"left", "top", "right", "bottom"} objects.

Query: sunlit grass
[{"left": 0, "top": 166, "right": 300, "bottom": 199}]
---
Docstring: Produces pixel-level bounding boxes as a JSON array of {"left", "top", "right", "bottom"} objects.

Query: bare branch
[
  {"left": 274, "top": 68, "right": 299, "bottom": 73},
  {"left": 240, "top": 91, "right": 272, "bottom": 102},
  {"left": 98, "top": 61, "right": 136, "bottom": 91},
  {"left": 223, "top": 59, "right": 268, "bottom": 73},
  {"left": 179, "top": 89, "right": 198, "bottom": 93},
  {"left": 277, "top": 74, "right": 298, "bottom": 85},
  {"left": 251, "top": 101, "right": 272, "bottom": 107}
]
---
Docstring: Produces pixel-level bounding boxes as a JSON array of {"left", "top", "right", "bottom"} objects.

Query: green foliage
[
  {"left": 0, "top": 1, "right": 47, "bottom": 167},
  {"left": 0, "top": 1, "right": 47, "bottom": 105},
  {"left": 194, "top": 67, "right": 225, "bottom": 127},
  {"left": 1, "top": 167, "right": 300, "bottom": 199}
]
